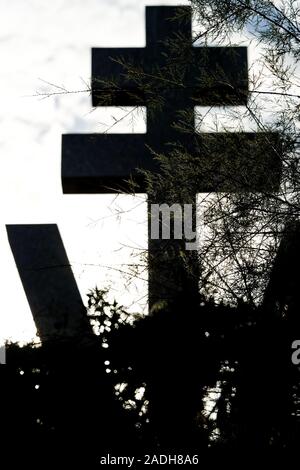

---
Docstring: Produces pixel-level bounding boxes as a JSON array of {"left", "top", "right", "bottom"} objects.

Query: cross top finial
[{"left": 145, "top": 6, "right": 192, "bottom": 46}]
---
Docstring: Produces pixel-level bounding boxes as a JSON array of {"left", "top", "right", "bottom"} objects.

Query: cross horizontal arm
[
  {"left": 92, "top": 48, "right": 146, "bottom": 107},
  {"left": 192, "top": 132, "right": 282, "bottom": 192},
  {"left": 190, "top": 47, "right": 248, "bottom": 105},
  {"left": 62, "top": 133, "right": 281, "bottom": 194},
  {"left": 92, "top": 46, "right": 248, "bottom": 108},
  {"left": 62, "top": 134, "right": 159, "bottom": 193}
]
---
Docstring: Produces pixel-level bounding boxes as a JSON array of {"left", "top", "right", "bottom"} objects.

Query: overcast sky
[{"left": 1, "top": 0, "right": 276, "bottom": 343}]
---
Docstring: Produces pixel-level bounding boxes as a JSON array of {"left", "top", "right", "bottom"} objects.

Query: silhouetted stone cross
[
  {"left": 63, "top": 6, "right": 280, "bottom": 308},
  {"left": 7, "top": 6, "right": 281, "bottom": 341},
  {"left": 63, "top": 6, "right": 251, "bottom": 195}
]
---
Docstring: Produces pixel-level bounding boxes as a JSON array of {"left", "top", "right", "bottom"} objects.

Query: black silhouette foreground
[{"left": 2, "top": 229, "right": 300, "bottom": 464}]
